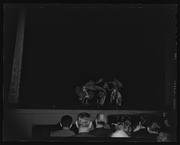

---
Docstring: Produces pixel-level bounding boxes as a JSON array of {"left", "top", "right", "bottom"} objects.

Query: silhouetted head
[
  {"left": 95, "top": 113, "right": 107, "bottom": 127},
  {"left": 147, "top": 116, "right": 161, "bottom": 133},
  {"left": 157, "top": 132, "right": 171, "bottom": 142},
  {"left": 60, "top": 115, "right": 73, "bottom": 128},
  {"left": 76, "top": 112, "right": 92, "bottom": 130},
  {"left": 139, "top": 114, "right": 149, "bottom": 128}
]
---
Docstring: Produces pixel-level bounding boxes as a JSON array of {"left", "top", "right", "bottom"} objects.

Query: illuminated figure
[
  {"left": 76, "top": 78, "right": 123, "bottom": 109},
  {"left": 109, "top": 78, "right": 123, "bottom": 108},
  {"left": 110, "top": 88, "right": 122, "bottom": 107},
  {"left": 97, "top": 89, "right": 106, "bottom": 108},
  {"left": 76, "top": 86, "right": 94, "bottom": 105},
  {"left": 76, "top": 79, "right": 104, "bottom": 106},
  {"left": 106, "top": 78, "right": 123, "bottom": 109}
]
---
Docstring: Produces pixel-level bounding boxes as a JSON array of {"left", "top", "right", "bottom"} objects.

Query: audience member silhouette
[
  {"left": 157, "top": 131, "right": 171, "bottom": 142},
  {"left": 122, "top": 116, "right": 132, "bottom": 137},
  {"left": 146, "top": 116, "right": 161, "bottom": 141},
  {"left": 110, "top": 116, "right": 129, "bottom": 138},
  {"left": 90, "top": 113, "right": 111, "bottom": 137},
  {"left": 73, "top": 112, "right": 95, "bottom": 137},
  {"left": 132, "top": 115, "right": 151, "bottom": 139},
  {"left": 47, "top": 112, "right": 175, "bottom": 141},
  {"left": 50, "top": 115, "right": 75, "bottom": 137}
]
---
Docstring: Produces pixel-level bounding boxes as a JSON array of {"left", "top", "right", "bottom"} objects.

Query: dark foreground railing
[{"left": 4, "top": 137, "right": 176, "bottom": 142}]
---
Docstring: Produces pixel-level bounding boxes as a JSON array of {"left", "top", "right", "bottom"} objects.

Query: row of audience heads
[
  {"left": 59, "top": 112, "right": 107, "bottom": 129},
  {"left": 58, "top": 112, "right": 172, "bottom": 132}
]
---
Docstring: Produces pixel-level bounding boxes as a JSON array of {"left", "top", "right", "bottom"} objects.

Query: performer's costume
[
  {"left": 76, "top": 86, "right": 93, "bottom": 105},
  {"left": 76, "top": 78, "right": 123, "bottom": 109},
  {"left": 97, "top": 90, "right": 106, "bottom": 107},
  {"left": 110, "top": 89, "right": 122, "bottom": 107}
]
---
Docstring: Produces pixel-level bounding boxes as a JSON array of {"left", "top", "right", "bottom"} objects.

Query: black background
[{"left": 5, "top": 4, "right": 174, "bottom": 109}]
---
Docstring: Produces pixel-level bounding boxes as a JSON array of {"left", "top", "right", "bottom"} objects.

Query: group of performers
[{"left": 75, "top": 78, "right": 123, "bottom": 109}]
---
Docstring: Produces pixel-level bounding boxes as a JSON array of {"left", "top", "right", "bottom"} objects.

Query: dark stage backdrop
[{"left": 16, "top": 5, "right": 167, "bottom": 109}]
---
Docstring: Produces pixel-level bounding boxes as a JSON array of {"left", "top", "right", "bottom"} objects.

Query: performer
[
  {"left": 96, "top": 80, "right": 114, "bottom": 109},
  {"left": 76, "top": 79, "right": 103, "bottom": 106},
  {"left": 76, "top": 86, "right": 94, "bottom": 105},
  {"left": 95, "top": 79, "right": 108, "bottom": 108},
  {"left": 97, "top": 90, "right": 106, "bottom": 108},
  {"left": 76, "top": 78, "right": 123, "bottom": 109},
  {"left": 109, "top": 78, "right": 123, "bottom": 109},
  {"left": 84, "top": 79, "right": 106, "bottom": 106},
  {"left": 82, "top": 86, "right": 90, "bottom": 105},
  {"left": 110, "top": 88, "right": 122, "bottom": 107}
]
